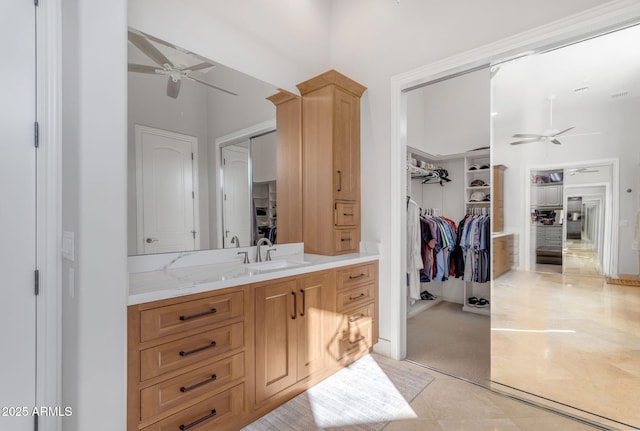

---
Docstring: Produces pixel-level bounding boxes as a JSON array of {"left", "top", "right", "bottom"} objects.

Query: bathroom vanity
[{"left": 127, "top": 244, "right": 378, "bottom": 431}]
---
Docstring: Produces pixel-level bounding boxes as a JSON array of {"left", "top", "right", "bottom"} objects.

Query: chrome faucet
[
  {"left": 230, "top": 235, "right": 240, "bottom": 248},
  {"left": 255, "top": 238, "right": 273, "bottom": 262}
]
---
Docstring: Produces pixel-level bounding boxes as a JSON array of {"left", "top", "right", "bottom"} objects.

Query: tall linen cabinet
[{"left": 297, "top": 70, "right": 367, "bottom": 255}]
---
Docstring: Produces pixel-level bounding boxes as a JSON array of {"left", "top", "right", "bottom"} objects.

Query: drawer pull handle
[
  {"left": 179, "top": 308, "right": 217, "bottom": 321},
  {"left": 349, "top": 313, "right": 365, "bottom": 323},
  {"left": 300, "top": 289, "right": 306, "bottom": 317},
  {"left": 341, "top": 238, "right": 352, "bottom": 242},
  {"left": 291, "top": 291, "right": 297, "bottom": 320},
  {"left": 349, "top": 335, "right": 366, "bottom": 345},
  {"left": 337, "top": 170, "right": 342, "bottom": 192},
  {"left": 349, "top": 293, "right": 365, "bottom": 301},
  {"left": 179, "top": 409, "right": 217, "bottom": 430},
  {"left": 179, "top": 374, "right": 217, "bottom": 393},
  {"left": 343, "top": 213, "right": 354, "bottom": 216},
  {"left": 179, "top": 341, "right": 217, "bottom": 357},
  {"left": 348, "top": 273, "right": 365, "bottom": 280}
]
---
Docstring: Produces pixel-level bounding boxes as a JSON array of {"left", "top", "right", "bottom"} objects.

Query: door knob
[{"left": 146, "top": 237, "right": 158, "bottom": 243}]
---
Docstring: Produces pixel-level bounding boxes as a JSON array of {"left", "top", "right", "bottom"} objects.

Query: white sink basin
[{"left": 246, "top": 260, "right": 311, "bottom": 272}]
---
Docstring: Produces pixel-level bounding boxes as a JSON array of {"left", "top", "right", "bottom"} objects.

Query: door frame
[
  {"left": 134, "top": 125, "right": 200, "bottom": 254},
  {"left": 220, "top": 143, "right": 251, "bottom": 248},
  {"left": 563, "top": 186, "right": 607, "bottom": 275},
  {"left": 523, "top": 162, "right": 616, "bottom": 276},
  {"left": 213, "top": 119, "right": 275, "bottom": 248},
  {"left": 37, "top": 0, "right": 62, "bottom": 429},
  {"left": 388, "top": 1, "right": 640, "bottom": 361}
]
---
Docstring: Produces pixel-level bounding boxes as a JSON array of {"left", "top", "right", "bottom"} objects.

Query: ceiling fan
[
  {"left": 127, "top": 30, "right": 237, "bottom": 99},
  {"left": 509, "top": 95, "right": 597, "bottom": 146}
]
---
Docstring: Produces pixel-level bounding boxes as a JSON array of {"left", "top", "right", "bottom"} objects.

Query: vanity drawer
[
  {"left": 142, "top": 383, "right": 244, "bottom": 431},
  {"left": 336, "top": 262, "right": 376, "bottom": 291},
  {"left": 140, "top": 352, "right": 245, "bottom": 421},
  {"left": 140, "top": 322, "right": 244, "bottom": 381},
  {"left": 333, "top": 317, "right": 372, "bottom": 364},
  {"left": 336, "top": 283, "right": 375, "bottom": 313},
  {"left": 334, "top": 228, "right": 358, "bottom": 253},
  {"left": 334, "top": 201, "right": 359, "bottom": 226},
  {"left": 140, "top": 291, "right": 244, "bottom": 343}
]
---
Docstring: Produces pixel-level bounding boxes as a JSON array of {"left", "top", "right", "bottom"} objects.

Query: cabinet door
[
  {"left": 296, "top": 273, "right": 327, "bottom": 379},
  {"left": 255, "top": 280, "right": 297, "bottom": 403},
  {"left": 333, "top": 89, "right": 360, "bottom": 201}
]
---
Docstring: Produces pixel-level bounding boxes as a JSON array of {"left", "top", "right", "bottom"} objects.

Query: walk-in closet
[{"left": 403, "top": 67, "right": 494, "bottom": 384}]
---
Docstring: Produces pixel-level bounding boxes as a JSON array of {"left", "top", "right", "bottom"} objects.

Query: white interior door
[
  {"left": 0, "top": 1, "right": 37, "bottom": 429},
  {"left": 222, "top": 144, "right": 251, "bottom": 247},
  {"left": 136, "top": 126, "right": 198, "bottom": 254}
]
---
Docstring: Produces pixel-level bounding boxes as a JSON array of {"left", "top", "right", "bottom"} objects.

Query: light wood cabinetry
[
  {"left": 254, "top": 270, "right": 334, "bottom": 404},
  {"left": 493, "top": 234, "right": 514, "bottom": 278},
  {"left": 128, "top": 261, "right": 378, "bottom": 431},
  {"left": 128, "top": 286, "right": 249, "bottom": 431},
  {"left": 326, "top": 262, "right": 379, "bottom": 366},
  {"left": 266, "top": 89, "right": 302, "bottom": 244},
  {"left": 297, "top": 70, "right": 366, "bottom": 255},
  {"left": 492, "top": 165, "right": 506, "bottom": 232}
]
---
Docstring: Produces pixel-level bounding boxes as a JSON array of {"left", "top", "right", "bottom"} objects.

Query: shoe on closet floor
[{"left": 420, "top": 290, "right": 436, "bottom": 300}]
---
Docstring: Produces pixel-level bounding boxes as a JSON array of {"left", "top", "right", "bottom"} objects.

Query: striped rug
[
  {"left": 606, "top": 277, "right": 640, "bottom": 287},
  {"left": 242, "top": 353, "right": 434, "bottom": 431}
]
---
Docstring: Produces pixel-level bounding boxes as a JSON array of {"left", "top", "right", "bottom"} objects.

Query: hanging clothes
[
  {"left": 406, "top": 198, "right": 423, "bottom": 300},
  {"left": 418, "top": 214, "right": 457, "bottom": 283},
  {"left": 458, "top": 214, "right": 491, "bottom": 283}
]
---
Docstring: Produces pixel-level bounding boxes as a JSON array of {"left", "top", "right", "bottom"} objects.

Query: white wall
[
  {"left": 407, "top": 69, "right": 490, "bottom": 156},
  {"left": 328, "top": 0, "right": 605, "bottom": 346},
  {"left": 61, "top": 1, "right": 128, "bottom": 431},
  {"left": 128, "top": 0, "right": 332, "bottom": 93}
]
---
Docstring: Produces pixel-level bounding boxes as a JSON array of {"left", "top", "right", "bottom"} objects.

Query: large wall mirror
[
  {"left": 402, "top": 23, "right": 640, "bottom": 430},
  {"left": 491, "top": 24, "right": 640, "bottom": 429},
  {"left": 126, "top": 28, "right": 279, "bottom": 255}
]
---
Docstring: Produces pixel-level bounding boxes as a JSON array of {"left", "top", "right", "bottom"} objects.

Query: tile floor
[
  {"left": 492, "top": 270, "right": 640, "bottom": 430},
  {"left": 384, "top": 366, "right": 601, "bottom": 431}
]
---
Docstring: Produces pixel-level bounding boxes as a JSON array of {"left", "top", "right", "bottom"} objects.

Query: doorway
[
  {"left": 135, "top": 125, "right": 199, "bottom": 254},
  {"left": 221, "top": 143, "right": 251, "bottom": 248}
]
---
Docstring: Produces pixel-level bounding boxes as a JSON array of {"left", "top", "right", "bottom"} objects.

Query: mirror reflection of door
[
  {"left": 135, "top": 125, "right": 199, "bottom": 254},
  {"left": 221, "top": 143, "right": 251, "bottom": 248},
  {"left": 564, "top": 191, "right": 604, "bottom": 276}
]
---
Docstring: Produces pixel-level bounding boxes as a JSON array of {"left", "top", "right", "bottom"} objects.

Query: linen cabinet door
[
  {"left": 333, "top": 89, "right": 360, "bottom": 202},
  {"left": 254, "top": 280, "right": 298, "bottom": 404},
  {"left": 296, "top": 272, "right": 330, "bottom": 380}
]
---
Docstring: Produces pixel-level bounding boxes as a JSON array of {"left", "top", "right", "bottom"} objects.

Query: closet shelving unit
[
  {"left": 462, "top": 149, "right": 491, "bottom": 316},
  {"left": 406, "top": 152, "right": 447, "bottom": 317},
  {"left": 253, "top": 180, "right": 277, "bottom": 241}
]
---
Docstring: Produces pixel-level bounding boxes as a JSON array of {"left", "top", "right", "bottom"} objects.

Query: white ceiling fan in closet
[
  {"left": 509, "top": 95, "right": 600, "bottom": 145},
  {"left": 127, "top": 29, "right": 238, "bottom": 99}
]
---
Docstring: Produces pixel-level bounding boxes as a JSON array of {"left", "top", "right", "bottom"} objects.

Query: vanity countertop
[{"left": 128, "top": 251, "right": 379, "bottom": 305}]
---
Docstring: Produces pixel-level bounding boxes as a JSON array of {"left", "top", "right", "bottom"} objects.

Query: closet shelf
[
  {"left": 466, "top": 201, "right": 491, "bottom": 205},
  {"left": 465, "top": 185, "right": 490, "bottom": 190}
]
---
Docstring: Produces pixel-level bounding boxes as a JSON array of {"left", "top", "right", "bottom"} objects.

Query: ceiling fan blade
[
  {"left": 128, "top": 63, "right": 159, "bottom": 74},
  {"left": 550, "top": 139, "right": 562, "bottom": 145},
  {"left": 562, "top": 131, "right": 602, "bottom": 138},
  {"left": 188, "top": 76, "right": 238, "bottom": 96},
  {"left": 183, "top": 62, "right": 215, "bottom": 72},
  {"left": 510, "top": 138, "right": 542, "bottom": 145},
  {"left": 553, "top": 126, "right": 575, "bottom": 136},
  {"left": 512, "top": 133, "right": 544, "bottom": 138},
  {"left": 166, "top": 78, "right": 181, "bottom": 99},
  {"left": 128, "top": 30, "right": 173, "bottom": 67}
]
